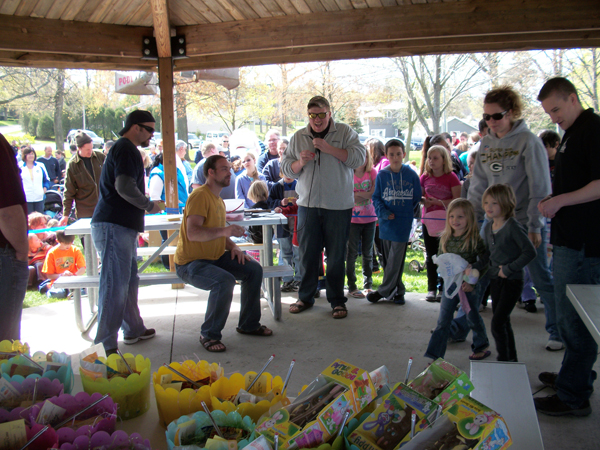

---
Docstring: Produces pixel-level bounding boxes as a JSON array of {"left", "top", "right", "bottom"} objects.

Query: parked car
[
  {"left": 187, "top": 133, "right": 202, "bottom": 149},
  {"left": 206, "top": 130, "right": 228, "bottom": 142},
  {"left": 66, "top": 129, "right": 104, "bottom": 149},
  {"left": 150, "top": 132, "right": 162, "bottom": 146},
  {"left": 411, "top": 137, "right": 424, "bottom": 151}
]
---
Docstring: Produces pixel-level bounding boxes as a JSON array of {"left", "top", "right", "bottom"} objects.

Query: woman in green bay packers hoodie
[{"left": 467, "top": 85, "right": 559, "bottom": 351}]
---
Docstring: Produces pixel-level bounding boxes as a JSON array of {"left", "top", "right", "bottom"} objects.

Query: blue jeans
[
  {"left": 346, "top": 221, "right": 376, "bottom": 291},
  {"left": 176, "top": 252, "right": 263, "bottom": 341},
  {"left": 553, "top": 245, "right": 600, "bottom": 408},
  {"left": 27, "top": 201, "right": 44, "bottom": 214},
  {"left": 425, "top": 286, "right": 489, "bottom": 360},
  {"left": 451, "top": 224, "right": 558, "bottom": 341},
  {"left": 297, "top": 207, "right": 351, "bottom": 308},
  {"left": 525, "top": 226, "right": 557, "bottom": 340},
  {"left": 91, "top": 223, "right": 147, "bottom": 350},
  {"left": 278, "top": 236, "right": 295, "bottom": 283},
  {"left": 0, "top": 248, "right": 29, "bottom": 341}
]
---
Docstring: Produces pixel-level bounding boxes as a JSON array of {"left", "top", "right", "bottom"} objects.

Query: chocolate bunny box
[{"left": 255, "top": 359, "right": 376, "bottom": 449}]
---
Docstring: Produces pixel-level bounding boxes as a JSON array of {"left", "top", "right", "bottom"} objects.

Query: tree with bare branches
[{"left": 392, "top": 55, "right": 485, "bottom": 135}]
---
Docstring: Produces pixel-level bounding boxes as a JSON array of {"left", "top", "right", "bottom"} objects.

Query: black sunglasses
[
  {"left": 482, "top": 110, "right": 509, "bottom": 121},
  {"left": 308, "top": 112, "right": 328, "bottom": 119},
  {"left": 138, "top": 124, "right": 155, "bottom": 133}
]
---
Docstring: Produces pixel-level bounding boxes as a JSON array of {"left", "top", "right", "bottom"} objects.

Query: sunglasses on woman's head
[{"left": 482, "top": 110, "right": 509, "bottom": 121}]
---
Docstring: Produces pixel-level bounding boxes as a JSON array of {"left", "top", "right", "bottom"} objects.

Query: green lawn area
[
  {"left": 23, "top": 246, "right": 427, "bottom": 308},
  {"left": 0, "top": 119, "right": 18, "bottom": 126}
]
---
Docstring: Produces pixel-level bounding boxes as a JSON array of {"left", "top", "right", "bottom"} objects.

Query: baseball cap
[
  {"left": 307, "top": 95, "right": 330, "bottom": 110},
  {"left": 119, "top": 110, "right": 155, "bottom": 136}
]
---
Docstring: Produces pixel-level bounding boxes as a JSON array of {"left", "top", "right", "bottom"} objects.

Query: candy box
[
  {"left": 400, "top": 396, "right": 511, "bottom": 450},
  {"left": 409, "top": 359, "right": 473, "bottom": 410},
  {"left": 256, "top": 359, "right": 376, "bottom": 449},
  {"left": 348, "top": 383, "right": 438, "bottom": 450}
]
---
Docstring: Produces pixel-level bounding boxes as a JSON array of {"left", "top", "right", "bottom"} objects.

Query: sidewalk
[{"left": 21, "top": 285, "right": 600, "bottom": 449}]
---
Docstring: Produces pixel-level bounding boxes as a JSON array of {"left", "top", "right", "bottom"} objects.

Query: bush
[
  {"left": 4, "top": 132, "right": 36, "bottom": 147},
  {"left": 20, "top": 112, "right": 30, "bottom": 134},
  {"left": 28, "top": 116, "right": 39, "bottom": 136},
  {"left": 36, "top": 115, "right": 54, "bottom": 140}
]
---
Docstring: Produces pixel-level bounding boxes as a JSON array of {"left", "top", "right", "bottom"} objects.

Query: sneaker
[
  {"left": 123, "top": 328, "right": 156, "bottom": 345},
  {"left": 479, "top": 304, "right": 487, "bottom": 312},
  {"left": 314, "top": 289, "right": 321, "bottom": 298},
  {"left": 435, "top": 292, "right": 442, "bottom": 302},
  {"left": 546, "top": 340, "right": 564, "bottom": 351},
  {"left": 281, "top": 281, "right": 294, "bottom": 292},
  {"left": 392, "top": 294, "right": 405, "bottom": 305},
  {"left": 539, "top": 372, "right": 558, "bottom": 389},
  {"left": 105, "top": 348, "right": 119, "bottom": 357},
  {"left": 348, "top": 289, "right": 366, "bottom": 299},
  {"left": 534, "top": 394, "right": 591, "bottom": 416},
  {"left": 367, "top": 291, "right": 383, "bottom": 303},
  {"left": 524, "top": 300, "right": 537, "bottom": 313},
  {"left": 425, "top": 291, "right": 436, "bottom": 302}
]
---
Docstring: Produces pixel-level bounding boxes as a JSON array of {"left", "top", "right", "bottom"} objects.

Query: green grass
[
  {"left": 0, "top": 119, "right": 18, "bottom": 126},
  {"left": 23, "top": 258, "right": 170, "bottom": 308},
  {"left": 23, "top": 244, "right": 428, "bottom": 308},
  {"left": 350, "top": 248, "right": 427, "bottom": 293}
]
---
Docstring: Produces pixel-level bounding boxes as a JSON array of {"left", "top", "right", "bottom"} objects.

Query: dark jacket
[
  {"left": 482, "top": 217, "right": 536, "bottom": 280},
  {"left": 62, "top": 150, "right": 106, "bottom": 219}
]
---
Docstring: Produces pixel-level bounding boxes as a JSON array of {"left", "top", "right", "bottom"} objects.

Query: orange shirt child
[{"left": 42, "top": 242, "right": 86, "bottom": 287}]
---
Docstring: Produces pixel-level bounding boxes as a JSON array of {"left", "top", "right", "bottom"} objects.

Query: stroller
[
  {"left": 44, "top": 190, "right": 63, "bottom": 219},
  {"left": 408, "top": 219, "right": 426, "bottom": 272}
]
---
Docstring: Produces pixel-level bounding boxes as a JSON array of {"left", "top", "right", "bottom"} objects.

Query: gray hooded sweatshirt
[
  {"left": 280, "top": 119, "right": 366, "bottom": 210},
  {"left": 468, "top": 119, "right": 551, "bottom": 234}
]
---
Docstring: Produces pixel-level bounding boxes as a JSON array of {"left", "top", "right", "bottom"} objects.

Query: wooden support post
[{"left": 158, "top": 57, "right": 183, "bottom": 289}]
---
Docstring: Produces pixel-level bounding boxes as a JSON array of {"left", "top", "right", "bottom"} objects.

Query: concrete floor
[{"left": 21, "top": 284, "right": 600, "bottom": 449}]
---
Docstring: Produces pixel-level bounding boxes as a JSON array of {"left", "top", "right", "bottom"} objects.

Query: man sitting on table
[{"left": 174, "top": 155, "right": 273, "bottom": 353}]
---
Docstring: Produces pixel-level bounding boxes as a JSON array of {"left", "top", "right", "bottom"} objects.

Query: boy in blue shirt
[{"left": 367, "top": 139, "right": 421, "bottom": 304}]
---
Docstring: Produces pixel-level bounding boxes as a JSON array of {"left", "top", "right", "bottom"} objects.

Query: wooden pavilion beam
[
  {"left": 171, "top": 30, "right": 600, "bottom": 71},
  {"left": 0, "top": 0, "right": 598, "bottom": 71},
  {"left": 179, "top": 0, "right": 600, "bottom": 57},
  {"left": 0, "top": 14, "right": 151, "bottom": 57}
]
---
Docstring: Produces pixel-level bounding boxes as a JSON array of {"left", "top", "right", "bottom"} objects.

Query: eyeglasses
[
  {"left": 138, "top": 124, "right": 155, "bottom": 134},
  {"left": 308, "top": 112, "right": 328, "bottom": 119},
  {"left": 482, "top": 110, "right": 509, "bottom": 121}
]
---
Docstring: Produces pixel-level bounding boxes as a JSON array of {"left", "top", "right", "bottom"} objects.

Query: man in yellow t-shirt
[{"left": 175, "top": 155, "right": 273, "bottom": 353}]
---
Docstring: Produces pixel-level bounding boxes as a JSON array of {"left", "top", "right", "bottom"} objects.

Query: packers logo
[{"left": 490, "top": 161, "right": 503, "bottom": 172}]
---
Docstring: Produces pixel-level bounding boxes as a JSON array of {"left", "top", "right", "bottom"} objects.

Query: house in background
[
  {"left": 358, "top": 101, "right": 404, "bottom": 139},
  {"left": 446, "top": 117, "right": 478, "bottom": 135}
]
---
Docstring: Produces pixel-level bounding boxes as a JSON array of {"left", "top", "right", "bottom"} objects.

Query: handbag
[{"left": 422, "top": 201, "right": 447, "bottom": 237}]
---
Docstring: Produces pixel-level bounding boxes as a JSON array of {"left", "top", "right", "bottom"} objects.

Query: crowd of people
[{"left": 1, "top": 77, "right": 598, "bottom": 418}]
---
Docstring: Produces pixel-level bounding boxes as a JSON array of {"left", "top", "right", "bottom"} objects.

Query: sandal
[
  {"left": 332, "top": 305, "right": 348, "bottom": 319},
  {"left": 289, "top": 301, "right": 313, "bottom": 314},
  {"left": 347, "top": 289, "right": 365, "bottom": 299},
  {"left": 236, "top": 325, "right": 273, "bottom": 336},
  {"left": 469, "top": 350, "right": 491, "bottom": 361},
  {"left": 200, "top": 337, "right": 226, "bottom": 352}
]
